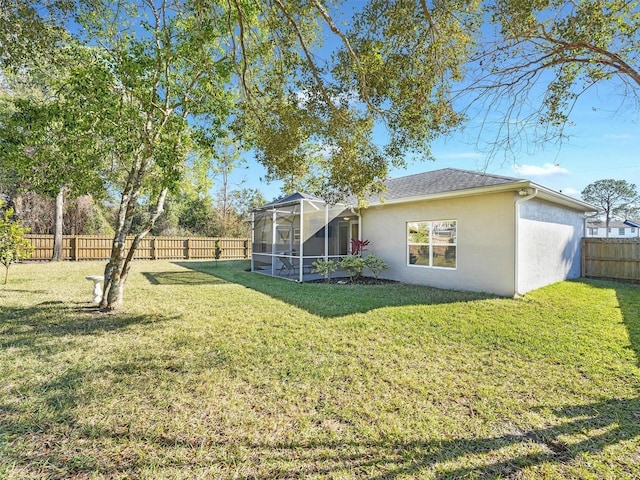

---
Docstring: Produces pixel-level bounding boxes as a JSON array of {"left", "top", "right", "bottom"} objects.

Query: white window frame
[{"left": 407, "top": 220, "right": 457, "bottom": 270}]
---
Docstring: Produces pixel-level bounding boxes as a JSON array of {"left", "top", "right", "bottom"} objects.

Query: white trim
[{"left": 514, "top": 187, "right": 538, "bottom": 297}]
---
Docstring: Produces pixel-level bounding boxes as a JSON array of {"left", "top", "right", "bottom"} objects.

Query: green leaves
[
  {"left": 0, "top": 44, "right": 115, "bottom": 200},
  {"left": 0, "top": 203, "right": 34, "bottom": 284},
  {"left": 232, "top": 0, "right": 482, "bottom": 201},
  {"left": 479, "top": 0, "right": 640, "bottom": 154}
]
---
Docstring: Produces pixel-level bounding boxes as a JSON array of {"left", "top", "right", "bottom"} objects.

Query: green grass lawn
[{"left": 1, "top": 260, "right": 639, "bottom": 479}]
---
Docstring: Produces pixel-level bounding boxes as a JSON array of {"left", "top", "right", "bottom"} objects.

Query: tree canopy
[
  {"left": 466, "top": 0, "right": 640, "bottom": 158},
  {"left": 582, "top": 179, "right": 639, "bottom": 237}
]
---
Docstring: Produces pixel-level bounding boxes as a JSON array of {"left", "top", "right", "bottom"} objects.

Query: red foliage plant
[{"left": 349, "top": 238, "right": 370, "bottom": 255}]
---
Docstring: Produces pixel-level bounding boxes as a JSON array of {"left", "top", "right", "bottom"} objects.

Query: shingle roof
[
  {"left": 588, "top": 220, "right": 640, "bottom": 228},
  {"left": 370, "top": 168, "right": 525, "bottom": 203}
]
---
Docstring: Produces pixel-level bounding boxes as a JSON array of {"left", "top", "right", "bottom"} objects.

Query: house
[
  {"left": 251, "top": 168, "right": 596, "bottom": 296},
  {"left": 586, "top": 219, "right": 640, "bottom": 238}
]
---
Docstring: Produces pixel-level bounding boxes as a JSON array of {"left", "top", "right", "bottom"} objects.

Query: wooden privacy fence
[
  {"left": 582, "top": 238, "right": 640, "bottom": 282},
  {"left": 25, "top": 235, "right": 251, "bottom": 261}
]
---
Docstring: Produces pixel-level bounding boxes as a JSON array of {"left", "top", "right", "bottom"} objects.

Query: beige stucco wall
[{"left": 361, "top": 191, "right": 517, "bottom": 296}]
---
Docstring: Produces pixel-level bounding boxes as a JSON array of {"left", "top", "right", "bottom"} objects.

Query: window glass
[
  {"left": 432, "top": 221, "right": 456, "bottom": 244},
  {"left": 408, "top": 245, "right": 430, "bottom": 265},
  {"left": 619, "top": 228, "right": 625, "bottom": 235},
  {"left": 408, "top": 220, "right": 456, "bottom": 269},
  {"left": 408, "top": 222, "right": 430, "bottom": 244},
  {"left": 432, "top": 245, "right": 456, "bottom": 268}
]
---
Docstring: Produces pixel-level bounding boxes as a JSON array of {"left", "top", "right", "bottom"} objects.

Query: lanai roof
[{"left": 257, "top": 192, "right": 325, "bottom": 210}]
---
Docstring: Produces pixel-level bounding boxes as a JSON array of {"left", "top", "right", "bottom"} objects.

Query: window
[
  {"left": 408, "top": 220, "right": 456, "bottom": 269},
  {"left": 589, "top": 228, "right": 598, "bottom": 235},
  {"left": 632, "top": 227, "right": 637, "bottom": 233},
  {"left": 619, "top": 228, "right": 625, "bottom": 236}
]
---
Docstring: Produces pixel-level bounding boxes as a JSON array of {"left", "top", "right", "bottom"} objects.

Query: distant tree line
[{"left": 0, "top": 183, "right": 264, "bottom": 239}]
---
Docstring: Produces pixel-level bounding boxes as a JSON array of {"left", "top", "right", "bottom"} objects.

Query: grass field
[{"left": 1, "top": 259, "right": 639, "bottom": 479}]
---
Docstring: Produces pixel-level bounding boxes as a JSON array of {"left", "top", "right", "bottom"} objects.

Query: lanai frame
[{"left": 251, "top": 193, "right": 360, "bottom": 282}]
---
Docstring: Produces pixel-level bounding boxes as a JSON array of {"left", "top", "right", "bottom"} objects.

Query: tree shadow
[
  {"left": 142, "top": 270, "right": 229, "bottom": 286},
  {"left": 0, "top": 300, "right": 172, "bottom": 354},
  {"left": 0, "top": 305, "right": 182, "bottom": 477},
  {"left": 6, "top": 394, "right": 637, "bottom": 479},
  {"left": 613, "top": 281, "right": 640, "bottom": 367},
  {"left": 173, "top": 260, "right": 496, "bottom": 318},
  {"left": 0, "top": 288, "right": 48, "bottom": 294},
  {"left": 241, "top": 396, "right": 637, "bottom": 478}
]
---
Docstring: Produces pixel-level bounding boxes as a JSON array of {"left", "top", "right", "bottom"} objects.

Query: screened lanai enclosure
[{"left": 251, "top": 193, "right": 360, "bottom": 282}]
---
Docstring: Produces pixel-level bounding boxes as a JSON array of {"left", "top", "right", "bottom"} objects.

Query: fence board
[
  {"left": 582, "top": 238, "right": 640, "bottom": 282},
  {"left": 24, "top": 235, "right": 250, "bottom": 262}
]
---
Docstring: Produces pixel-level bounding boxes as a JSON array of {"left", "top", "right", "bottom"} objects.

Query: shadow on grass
[
  {"left": 241, "top": 396, "right": 640, "bottom": 479},
  {"left": 142, "top": 270, "right": 229, "bottom": 286},
  {"left": 0, "top": 301, "right": 170, "bottom": 354},
  {"left": 6, "top": 394, "right": 638, "bottom": 479},
  {"left": 613, "top": 282, "right": 640, "bottom": 367},
  {"left": 173, "top": 260, "right": 496, "bottom": 318}
]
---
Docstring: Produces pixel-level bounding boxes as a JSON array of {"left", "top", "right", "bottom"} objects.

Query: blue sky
[{"left": 233, "top": 82, "right": 640, "bottom": 202}]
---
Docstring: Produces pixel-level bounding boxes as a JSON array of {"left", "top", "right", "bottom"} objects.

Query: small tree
[{"left": 0, "top": 204, "right": 34, "bottom": 284}]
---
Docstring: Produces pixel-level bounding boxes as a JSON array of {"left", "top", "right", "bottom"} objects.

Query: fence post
[
  {"left": 72, "top": 236, "right": 78, "bottom": 261},
  {"left": 244, "top": 239, "right": 249, "bottom": 259},
  {"left": 151, "top": 237, "right": 156, "bottom": 260},
  {"left": 186, "top": 238, "right": 191, "bottom": 260}
]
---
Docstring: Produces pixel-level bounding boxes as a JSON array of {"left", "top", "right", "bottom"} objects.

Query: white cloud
[
  {"left": 558, "top": 187, "right": 580, "bottom": 197},
  {"left": 512, "top": 163, "right": 570, "bottom": 177},
  {"left": 604, "top": 133, "right": 634, "bottom": 141}
]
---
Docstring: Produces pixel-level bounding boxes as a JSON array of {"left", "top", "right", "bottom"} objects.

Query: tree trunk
[
  {"left": 101, "top": 227, "right": 129, "bottom": 309},
  {"left": 52, "top": 186, "right": 65, "bottom": 261},
  {"left": 100, "top": 183, "right": 168, "bottom": 310},
  {"left": 3, "top": 266, "right": 8, "bottom": 285}
]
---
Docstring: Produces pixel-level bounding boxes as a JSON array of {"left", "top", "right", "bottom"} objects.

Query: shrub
[
  {"left": 364, "top": 254, "right": 389, "bottom": 280},
  {"left": 340, "top": 254, "right": 366, "bottom": 283},
  {"left": 311, "top": 258, "right": 337, "bottom": 283},
  {"left": 0, "top": 204, "right": 34, "bottom": 284}
]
